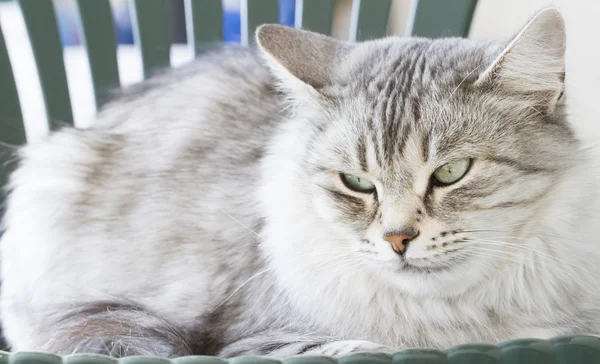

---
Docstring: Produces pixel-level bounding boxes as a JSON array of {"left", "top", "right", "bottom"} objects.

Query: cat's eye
[
  {"left": 340, "top": 174, "right": 376, "bottom": 193},
  {"left": 432, "top": 159, "right": 471, "bottom": 185}
]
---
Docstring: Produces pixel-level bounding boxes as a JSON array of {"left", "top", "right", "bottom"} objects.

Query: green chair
[
  {"left": 1, "top": 336, "right": 600, "bottom": 363},
  {"left": 7, "top": 1, "right": 598, "bottom": 363}
]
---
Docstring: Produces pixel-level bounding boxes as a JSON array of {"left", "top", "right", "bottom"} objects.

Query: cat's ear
[
  {"left": 256, "top": 24, "right": 351, "bottom": 94},
  {"left": 475, "top": 8, "right": 566, "bottom": 110}
]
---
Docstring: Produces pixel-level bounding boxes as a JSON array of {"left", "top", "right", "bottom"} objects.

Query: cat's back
[
  {"left": 7, "top": 46, "right": 280, "bottom": 235},
  {"left": 7, "top": 46, "right": 280, "bottom": 228},
  {"left": 96, "top": 46, "right": 280, "bottom": 134},
  {"left": 1, "top": 47, "right": 280, "bottom": 333}
]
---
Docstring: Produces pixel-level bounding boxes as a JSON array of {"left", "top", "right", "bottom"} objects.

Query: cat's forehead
[
  {"left": 326, "top": 39, "right": 498, "bottom": 148},
  {"left": 322, "top": 38, "right": 505, "bottom": 139},
  {"left": 341, "top": 37, "right": 499, "bottom": 95}
]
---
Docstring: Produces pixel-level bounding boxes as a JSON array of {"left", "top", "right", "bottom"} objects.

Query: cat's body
[
  {"left": 1, "top": 49, "right": 287, "bottom": 357},
  {"left": 2, "top": 9, "right": 600, "bottom": 358}
]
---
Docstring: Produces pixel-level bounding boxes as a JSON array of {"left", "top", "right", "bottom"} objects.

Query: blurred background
[{"left": 0, "top": 0, "right": 598, "bottom": 150}]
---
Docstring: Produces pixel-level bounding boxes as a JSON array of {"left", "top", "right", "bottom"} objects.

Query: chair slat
[
  {"left": 0, "top": 25, "right": 25, "bottom": 146},
  {"left": 0, "top": 23, "right": 26, "bottom": 219},
  {"left": 75, "top": 0, "right": 120, "bottom": 110},
  {"left": 18, "top": 0, "right": 73, "bottom": 127},
  {"left": 184, "top": 0, "right": 223, "bottom": 56},
  {"left": 241, "top": 0, "right": 279, "bottom": 46},
  {"left": 409, "top": 0, "right": 479, "bottom": 38},
  {"left": 129, "top": 0, "right": 171, "bottom": 79},
  {"left": 295, "top": 0, "right": 336, "bottom": 35},
  {"left": 349, "top": 0, "right": 392, "bottom": 41}
]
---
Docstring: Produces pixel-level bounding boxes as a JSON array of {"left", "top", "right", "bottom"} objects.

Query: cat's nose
[{"left": 384, "top": 231, "right": 418, "bottom": 255}]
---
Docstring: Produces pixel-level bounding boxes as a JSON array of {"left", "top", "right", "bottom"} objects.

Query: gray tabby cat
[{"left": 1, "top": 8, "right": 599, "bottom": 358}]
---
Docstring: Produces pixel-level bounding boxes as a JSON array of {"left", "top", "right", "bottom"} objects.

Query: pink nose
[{"left": 384, "top": 234, "right": 412, "bottom": 254}]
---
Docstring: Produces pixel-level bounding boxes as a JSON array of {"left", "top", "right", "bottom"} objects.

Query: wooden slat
[
  {"left": 75, "top": 0, "right": 120, "bottom": 110},
  {"left": 184, "top": 0, "right": 223, "bottom": 56},
  {"left": 129, "top": 0, "right": 171, "bottom": 79},
  {"left": 295, "top": 0, "right": 336, "bottom": 35},
  {"left": 409, "top": 0, "right": 479, "bottom": 38},
  {"left": 19, "top": 0, "right": 73, "bottom": 127},
  {"left": 0, "top": 25, "right": 25, "bottom": 146},
  {"left": 169, "top": 0, "right": 187, "bottom": 44},
  {"left": 240, "top": 0, "right": 279, "bottom": 46},
  {"left": 349, "top": 0, "right": 392, "bottom": 41},
  {"left": 0, "top": 23, "right": 26, "bottom": 220}
]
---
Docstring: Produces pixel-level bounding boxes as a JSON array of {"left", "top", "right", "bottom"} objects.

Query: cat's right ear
[
  {"left": 474, "top": 8, "right": 566, "bottom": 112},
  {"left": 256, "top": 24, "right": 351, "bottom": 95}
]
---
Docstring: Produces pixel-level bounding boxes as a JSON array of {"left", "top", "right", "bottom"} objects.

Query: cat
[{"left": 1, "top": 7, "right": 599, "bottom": 358}]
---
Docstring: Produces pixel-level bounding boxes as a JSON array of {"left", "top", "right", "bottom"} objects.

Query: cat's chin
[{"left": 373, "top": 257, "right": 484, "bottom": 297}]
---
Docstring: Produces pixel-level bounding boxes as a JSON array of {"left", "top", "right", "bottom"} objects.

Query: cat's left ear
[
  {"left": 256, "top": 24, "right": 352, "bottom": 96},
  {"left": 475, "top": 8, "right": 566, "bottom": 111}
]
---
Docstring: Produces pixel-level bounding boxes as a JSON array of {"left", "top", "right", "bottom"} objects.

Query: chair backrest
[{"left": 0, "top": 0, "right": 478, "bottom": 217}]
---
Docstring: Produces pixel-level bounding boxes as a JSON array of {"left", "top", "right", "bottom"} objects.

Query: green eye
[
  {"left": 340, "top": 174, "right": 376, "bottom": 193},
  {"left": 432, "top": 158, "right": 471, "bottom": 185}
]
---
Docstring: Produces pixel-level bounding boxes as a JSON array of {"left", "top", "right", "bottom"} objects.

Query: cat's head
[{"left": 257, "top": 9, "right": 579, "bottom": 297}]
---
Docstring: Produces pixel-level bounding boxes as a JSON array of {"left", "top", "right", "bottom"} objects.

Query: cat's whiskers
[
  {"left": 248, "top": 250, "right": 356, "bottom": 320},
  {"left": 462, "top": 225, "right": 592, "bottom": 245},
  {"left": 434, "top": 64, "right": 482, "bottom": 124},
  {"left": 471, "top": 237, "right": 591, "bottom": 270},
  {"left": 212, "top": 265, "right": 279, "bottom": 311},
  {"left": 248, "top": 248, "right": 359, "bottom": 316},
  {"left": 214, "top": 244, "right": 356, "bottom": 311},
  {"left": 446, "top": 233, "right": 581, "bottom": 271},
  {"left": 468, "top": 242, "right": 597, "bottom": 292},
  {"left": 456, "top": 206, "right": 582, "bottom": 235},
  {"left": 218, "top": 208, "right": 263, "bottom": 238},
  {"left": 466, "top": 248, "right": 594, "bottom": 297},
  {"left": 253, "top": 256, "right": 368, "bottom": 322},
  {"left": 472, "top": 235, "right": 597, "bottom": 263}
]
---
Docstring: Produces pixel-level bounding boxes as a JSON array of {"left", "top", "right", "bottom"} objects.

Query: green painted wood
[
  {"left": 409, "top": 0, "right": 479, "bottom": 38},
  {"left": 241, "top": 0, "right": 279, "bottom": 45},
  {"left": 338, "top": 353, "right": 390, "bottom": 364},
  {"left": 119, "top": 358, "right": 170, "bottom": 364},
  {"left": 3, "top": 336, "right": 600, "bottom": 362},
  {"left": 0, "top": 23, "right": 26, "bottom": 228},
  {"left": 295, "top": 0, "right": 336, "bottom": 36},
  {"left": 129, "top": 0, "right": 171, "bottom": 79},
  {"left": 229, "top": 358, "right": 280, "bottom": 364},
  {"left": 75, "top": 0, "right": 120, "bottom": 110},
  {"left": 8, "top": 352, "right": 62, "bottom": 364},
  {"left": 349, "top": 0, "right": 392, "bottom": 41},
  {"left": 184, "top": 0, "right": 223, "bottom": 56},
  {"left": 393, "top": 349, "right": 448, "bottom": 363},
  {"left": 552, "top": 335, "right": 600, "bottom": 364},
  {"left": 282, "top": 358, "right": 336, "bottom": 364},
  {"left": 446, "top": 344, "right": 502, "bottom": 364},
  {"left": 173, "top": 357, "right": 226, "bottom": 364},
  {"left": 63, "top": 355, "right": 117, "bottom": 364},
  {"left": 18, "top": 0, "right": 73, "bottom": 127},
  {"left": 499, "top": 339, "right": 554, "bottom": 364},
  {"left": 0, "top": 24, "right": 25, "bottom": 146}
]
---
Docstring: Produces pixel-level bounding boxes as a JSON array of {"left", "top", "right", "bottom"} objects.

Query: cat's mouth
[{"left": 398, "top": 260, "right": 455, "bottom": 274}]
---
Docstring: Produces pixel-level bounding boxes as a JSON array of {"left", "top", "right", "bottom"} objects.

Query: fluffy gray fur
[{"left": 2, "top": 8, "right": 599, "bottom": 359}]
